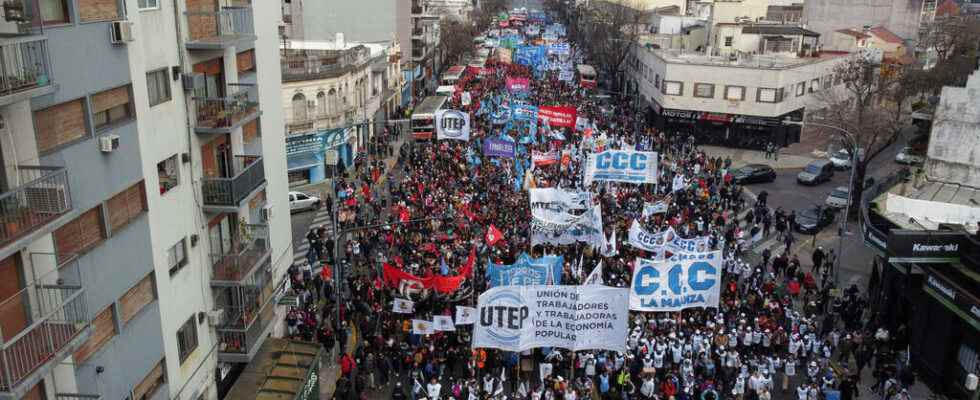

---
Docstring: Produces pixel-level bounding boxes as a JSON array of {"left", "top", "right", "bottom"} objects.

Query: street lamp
[{"left": 783, "top": 118, "right": 858, "bottom": 288}]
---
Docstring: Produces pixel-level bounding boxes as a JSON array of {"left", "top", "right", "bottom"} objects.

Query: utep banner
[
  {"left": 585, "top": 150, "right": 658, "bottom": 185},
  {"left": 630, "top": 251, "right": 722, "bottom": 311},
  {"left": 483, "top": 137, "right": 516, "bottom": 158},
  {"left": 506, "top": 77, "right": 530, "bottom": 93},
  {"left": 538, "top": 106, "right": 577, "bottom": 128},
  {"left": 435, "top": 109, "right": 471, "bottom": 141},
  {"left": 487, "top": 253, "right": 564, "bottom": 287},
  {"left": 473, "top": 285, "right": 629, "bottom": 352}
]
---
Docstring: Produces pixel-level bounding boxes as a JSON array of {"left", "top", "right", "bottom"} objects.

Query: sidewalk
[
  {"left": 320, "top": 324, "right": 360, "bottom": 399},
  {"left": 701, "top": 145, "right": 816, "bottom": 170}
]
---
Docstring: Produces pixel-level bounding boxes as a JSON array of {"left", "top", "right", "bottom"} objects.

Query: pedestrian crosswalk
[{"left": 292, "top": 207, "right": 336, "bottom": 265}]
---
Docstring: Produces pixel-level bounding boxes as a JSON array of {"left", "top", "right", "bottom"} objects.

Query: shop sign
[
  {"left": 286, "top": 133, "right": 324, "bottom": 156},
  {"left": 735, "top": 116, "right": 782, "bottom": 127},
  {"left": 662, "top": 108, "right": 698, "bottom": 121},
  {"left": 925, "top": 273, "right": 980, "bottom": 326},
  {"left": 863, "top": 223, "right": 888, "bottom": 254},
  {"left": 296, "top": 351, "right": 322, "bottom": 400},
  {"left": 700, "top": 112, "right": 732, "bottom": 123},
  {"left": 886, "top": 230, "right": 964, "bottom": 263}
]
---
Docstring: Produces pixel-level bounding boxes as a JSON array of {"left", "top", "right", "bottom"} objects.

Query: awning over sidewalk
[
  {"left": 225, "top": 338, "right": 324, "bottom": 400},
  {"left": 288, "top": 152, "right": 320, "bottom": 172}
]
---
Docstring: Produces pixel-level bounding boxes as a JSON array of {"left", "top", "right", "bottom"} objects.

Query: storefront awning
[
  {"left": 287, "top": 152, "right": 320, "bottom": 172},
  {"left": 224, "top": 338, "right": 324, "bottom": 400}
]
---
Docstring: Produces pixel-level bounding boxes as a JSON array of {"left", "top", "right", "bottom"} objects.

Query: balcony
[
  {"left": 0, "top": 263, "right": 91, "bottom": 399},
  {"left": 194, "top": 83, "right": 261, "bottom": 134},
  {"left": 0, "top": 35, "right": 54, "bottom": 107},
  {"left": 215, "top": 267, "right": 278, "bottom": 363},
  {"left": 201, "top": 155, "right": 265, "bottom": 212},
  {"left": 0, "top": 166, "right": 72, "bottom": 259},
  {"left": 211, "top": 224, "right": 270, "bottom": 286},
  {"left": 185, "top": 5, "right": 256, "bottom": 50}
]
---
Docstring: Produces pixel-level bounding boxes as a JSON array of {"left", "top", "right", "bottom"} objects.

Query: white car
[
  {"left": 289, "top": 191, "right": 321, "bottom": 213},
  {"left": 895, "top": 147, "right": 925, "bottom": 165},
  {"left": 829, "top": 148, "right": 866, "bottom": 170},
  {"left": 825, "top": 186, "right": 850, "bottom": 209}
]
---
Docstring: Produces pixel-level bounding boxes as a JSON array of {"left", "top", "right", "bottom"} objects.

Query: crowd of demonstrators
[{"left": 275, "top": 12, "right": 920, "bottom": 400}]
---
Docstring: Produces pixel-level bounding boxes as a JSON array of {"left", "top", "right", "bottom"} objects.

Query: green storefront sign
[{"left": 296, "top": 351, "right": 322, "bottom": 400}]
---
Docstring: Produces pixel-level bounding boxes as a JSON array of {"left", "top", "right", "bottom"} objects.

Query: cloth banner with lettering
[
  {"left": 584, "top": 150, "right": 659, "bottom": 185},
  {"left": 435, "top": 109, "right": 471, "bottom": 141},
  {"left": 512, "top": 103, "right": 539, "bottom": 121},
  {"left": 537, "top": 106, "right": 577, "bottom": 128},
  {"left": 642, "top": 201, "right": 668, "bottom": 217},
  {"left": 473, "top": 285, "right": 629, "bottom": 352},
  {"left": 486, "top": 253, "right": 564, "bottom": 287},
  {"left": 628, "top": 221, "right": 674, "bottom": 253},
  {"left": 506, "top": 77, "right": 530, "bottom": 93},
  {"left": 383, "top": 247, "right": 476, "bottom": 293},
  {"left": 455, "top": 306, "right": 478, "bottom": 325},
  {"left": 483, "top": 137, "right": 516, "bottom": 158},
  {"left": 392, "top": 298, "right": 415, "bottom": 314},
  {"left": 529, "top": 188, "right": 591, "bottom": 218},
  {"left": 412, "top": 319, "right": 436, "bottom": 335},
  {"left": 532, "top": 150, "right": 560, "bottom": 166},
  {"left": 629, "top": 251, "right": 722, "bottom": 311},
  {"left": 531, "top": 204, "right": 605, "bottom": 247},
  {"left": 433, "top": 315, "right": 456, "bottom": 331}
]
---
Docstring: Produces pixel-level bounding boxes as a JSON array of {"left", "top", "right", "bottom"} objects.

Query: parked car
[
  {"left": 289, "top": 191, "right": 321, "bottom": 213},
  {"left": 795, "top": 206, "right": 836, "bottom": 234},
  {"left": 797, "top": 160, "right": 835, "bottom": 185},
  {"left": 895, "top": 146, "right": 925, "bottom": 165},
  {"left": 825, "top": 186, "right": 850, "bottom": 209},
  {"left": 829, "top": 148, "right": 866, "bottom": 170},
  {"left": 732, "top": 164, "right": 777, "bottom": 184}
]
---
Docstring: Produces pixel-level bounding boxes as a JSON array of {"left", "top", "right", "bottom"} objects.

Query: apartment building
[
  {"left": 626, "top": 42, "right": 854, "bottom": 149},
  {"left": 0, "top": 0, "right": 290, "bottom": 399},
  {"left": 801, "top": 0, "right": 938, "bottom": 46},
  {"left": 281, "top": 39, "right": 405, "bottom": 186}
]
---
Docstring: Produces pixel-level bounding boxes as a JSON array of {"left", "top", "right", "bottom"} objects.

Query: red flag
[
  {"left": 430, "top": 275, "right": 465, "bottom": 293},
  {"left": 458, "top": 247, "right": 476, "bottom": 277},
  {"left": 399, "top": 207, "right": 410, "bottom": 223},
  {"left": 486, "top": 224, "right": 504, "bottom": 246},
  {"left": 345, "top": 197, "right": 357, "bottom": 207},
  {"left": 382, "top": 263, "right": 416, "bottom": 287}
]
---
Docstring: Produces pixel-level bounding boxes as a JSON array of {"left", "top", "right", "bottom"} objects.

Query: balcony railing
[
  {"left": 0, "top": 35, "right": 53, "bottom": 105},
  {"left": 211, "top": 224, "right": 270, "bottom": 284},
  {"left": 216, "top": 271, "right": 279, "bottom": 362},
  {"left": 0, "top": 262, "right": 89, "bottom": 394},
  {"left": 217, "top": 300, "right": 274, "bottom": 360},
  {"left": 185, "top": 5, "right": 255, "bottom": 50},
  {"left": 202, "top": 155, "right": 265, "bottom": 209},
  {"left": 194, "top": 83, "right": 260, "bottom": 133},
  {"left": 0, "top": 166, "right": 71, "bottom": 247}
]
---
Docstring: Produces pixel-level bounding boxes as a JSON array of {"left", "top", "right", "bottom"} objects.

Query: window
[
  {"left": 74, "top": 305, "right": 117, "bottom": 363},
  {"left": 796, "top": 82, "right": 806, "bottom": 97},
  {"left": 654, "top": 74, "right": 660, "bottom": 89},
  {"left": 823, "top": 75, "right": 833, "bottom": 89},
  {"left": 54, "top": 207, "right": 105, "bottom": 265},
  {"left": 694, "top": 83, "right": 715, "bottom": 98},
  {"left": 79, "top": 0, "right": 120, "bottom": 22},
  {"left": 810, "top": 78, "right": 820, "bottom": 92},
  {"left": 119, "top": 274, "right": 156, "bottom": 325},
  {"left": 107, "top": 181, "right": 147, "bottom": 232},
  {"left": 132, "top": 359, "right": 167, "bottom": 400},
  {"left": 292, "top": 93, "right": 308, "bottom": 122},
  {"left": 35, "top": 98, "right": 87, "bottom": 154},
  {"left": 167, "top": 239, "right": 188, "bottom": 276},
  {"left": 317, "top": 92, "right": 327, "bottom": 115},
  {"left": 176, "top": 316, "right": 199, "bottom": 363},
  {"left": 757, "top": 88, "right": 781, "bottom": 103},
  {"left": 92, "top": 86, "right": 133, "bottom": 131},
  {"left": 39, "top": 0, "right": 69, "bottom": 24},
  {"left": 157, "top": 155, "right": 179, "bottom": 194},
  {"left": 724, "top": 85, "right": 746, "bottom": 101},
  {"left": 663, "top": 81, "right": 683, "bottom": 96},
  {"left": 147, "top": 69, "right": 171, "bottom": 107},
  {"left": 137, "top": 0, "right": 159, "bottom": 10},
  {"left": 724, "top": 36, "right": 733, "bottom": 47}
]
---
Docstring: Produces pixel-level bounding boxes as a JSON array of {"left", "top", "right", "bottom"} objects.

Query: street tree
[
  {"left": 439, "top": 19, "right": 476, "bottom": 65},
  {"left": 473, "top": 0, "right": 508, "bottom": 31},
  {"left": 575, "top": 0, "right": 644, "bottom": 91}
]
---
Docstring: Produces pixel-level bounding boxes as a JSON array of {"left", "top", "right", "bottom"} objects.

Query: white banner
[
  {"left": 436, "top": 109, "right": 471, "bottom": 141},
  {"left": 628, "top": 221, "right": 674, "bottom": 252},
  {"left": 672, "top": 174, "right": 687, "bottom": 192},
  {"left": 531, "top": 204, "right": 605, "bottom": 246},
  {"left": 473, "top": 285, "right": 629, "bottom": 352},
  {"left": 629, "top": 252, "right": 722, "bottom": 311},
  {"left": 434, "top": 315, "right": 456, "bottom": 331},
  {"left": 642, "top": 201, "right": 667, "bottom": 217},
  {"left": 455, "top": 306, "right": 477, "bottom": 325},
  {"left": 393, "top": 298, "right": 415, "bottom": 314},
  {"left": 462, "top": 91, "right": 472, "bottom": 106},
  {"left": 529, "top": 188, "right": 591, "bottom": 222},
  {"left": 585, "top": 150, "right": 659, "bottom": 185},
  {"left": 412, "top": 319, "right": 435, "bottom": 335}
]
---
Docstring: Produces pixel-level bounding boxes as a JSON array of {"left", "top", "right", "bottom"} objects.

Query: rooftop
[
  {"left": 868, "top": 26, "right": 905, "bottom": 44},
  {"left": 742, "top": 25, "right": 819, "bottom": 37},
  {"left": 648, "top": 47, "right": 848, "bottom": 70},
  {"left": 875, "top": 179, "right": 980, "bottom": 233},
  {"left": 835, "top": 28, "right": 871, "bottom": 39}
]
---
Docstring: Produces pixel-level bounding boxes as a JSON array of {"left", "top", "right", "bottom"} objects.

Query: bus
[
  {"left": 441, "top": 66, "right": 466, "bottom": 86},
  {"left": 577, "top": 64, "right": 597, "bottom": 89},
  {"left": 411, "top": 96, "right": 448, "bottom": 140}
]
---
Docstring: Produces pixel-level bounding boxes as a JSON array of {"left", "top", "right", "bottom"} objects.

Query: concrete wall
[
  {"left": 802, "top": 0, "right": 924, "bottom": 44},
  {"left": 303, "top": 0, "right": 398, "bottom": 43},
  {"left": 925, "top": 69, "right": 980, "bottom": 188}
]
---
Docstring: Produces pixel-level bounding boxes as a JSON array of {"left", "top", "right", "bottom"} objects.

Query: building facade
[
  {"left": 801, "top": 0, "right": 937, "bottom": 46},
  {"left": 0, "top": 0, "right": 291, "bottom": 399},
  {"left": 626, "top": 44, "right": 853, "bottom": 149}
]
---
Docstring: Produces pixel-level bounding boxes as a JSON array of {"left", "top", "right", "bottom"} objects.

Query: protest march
[{"left": 285, "top": 7, "right": 901, "bottom": 400}]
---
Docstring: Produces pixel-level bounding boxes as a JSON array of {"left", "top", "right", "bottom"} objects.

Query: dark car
[
  {"left": 797, "top": 160, "right": 835, "bottom": 185},
  {"left": 795, "top": 206, "right": 836, "bottom": 234},
  {"left": 733, "top": 164, "right": 777, "bottom": 184}
]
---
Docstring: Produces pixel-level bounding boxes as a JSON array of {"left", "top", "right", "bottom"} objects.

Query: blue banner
[{"left": 486, "top": 253, "right": 564, "bottom": 287}]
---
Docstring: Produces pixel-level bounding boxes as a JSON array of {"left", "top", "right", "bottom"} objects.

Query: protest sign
[
  {"left": 412, "top": 319, "right": 435, "bottom": 335},
  {"left": 435, "top": 109, "right": 471, "bottom": 141},
  {"left": 537, "top": 105, "right": 577, "bottom": 127},
  {"left": 512, "top": 103, "right": 539, "bottom": 121},
  {"left": 628, "top": 221, "right": 674, "bottom": 252},
  {"left": 642, "top": 201, "right": 668, "bottom": 217},
  {"left": 393, "top": 298, "right": 414, "bottom": 314},
  {"left": 434, "top": 315, "right": 456, "bottom": 331},
  {"left": 461, "top": 91, "right": 472, "bottom": 106},
  {"left": 532, "top": 150, "right": 559, "bottom": 166},
  {"left": 483, "top": 137, "right": 516, "bottom": 158},
  {"left": 531, "top": 204, "right": 605, "bottom": 247},
  {"left": 584, "top": 150, "right": 658, "bottom": 185},
  {"left": 473, "top": 285, "right": 629, "bottom": 352},
  {"left": 486, "top": 253, "right": 564, "bottom": 287},
  {"left": 456, "top": 306, "right": 478, "bottom": 325},
  {"left": 506, "top": 77, "right": 530, "bottom": 93},
  {"left": 629, "top": 251, "right": 722, "bottom": 311}
]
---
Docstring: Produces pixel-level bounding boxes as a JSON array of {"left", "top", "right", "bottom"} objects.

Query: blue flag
[{"left": 440, "top": 258, "right": 449, "bottom": 275}]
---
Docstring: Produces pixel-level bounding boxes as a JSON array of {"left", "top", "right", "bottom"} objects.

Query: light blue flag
[{"left": 440, "top": 258, "right": 449, "bottom": 275}]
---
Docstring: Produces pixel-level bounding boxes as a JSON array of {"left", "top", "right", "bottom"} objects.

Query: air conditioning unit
[
  {"left": 109, "top": 20, "right": 134, "bottom": 44},
  {"left": 99, "top": 134, "right": 120, "bottom": 153},
  {"left": 207, "top": 309, "right": 225, "bottom": 326}
]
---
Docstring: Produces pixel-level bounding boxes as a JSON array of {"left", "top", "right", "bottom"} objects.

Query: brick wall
[
  {"left": 187, "top": 0, "right": 219, "bottom": 41},
  {"left": 92, "top": 85, "right": 131, "bottom": 114},
  {"left": 54, "top": 207, "right": 105, "bottom": 265},
  {"left": 118, "top": 273, "right": 155, "bottom": 325},
  {"left": 35, "top": 99, "right": 87, "bottom": 154},
  {"left": 74, "top": 305, "right": 116, "bottom": 363},
  {"left": 78, "top": 0, "right": 119, "bottom": 22},
  {"left": 106, "top": 180, "right": 146, "bottom": 232},
  {"left": 131, "top": 358, "right": 166, "bottom": 400},
  {"left": 242, "top": 119, "right": 259, "bottom": 143},
  {"left": 237, "top": 49, "right": 255, "bottom": 73}
]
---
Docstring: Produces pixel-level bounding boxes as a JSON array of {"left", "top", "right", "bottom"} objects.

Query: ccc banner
[
  {"left": 585, "top": 150, "right": 658, "bottom": 185},
  {"left": 629, "top": 251, "right": 722, "bottom": 311}
]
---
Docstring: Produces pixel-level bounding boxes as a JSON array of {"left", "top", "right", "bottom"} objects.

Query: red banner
[
  {"left": 532, "top": 150, "right": 560, "bottom": 166},
  {"left": 382, "top": 248, "right": 476, "bottom": 294},
  {"left": 538, "top": 106, "right": 577, "bottom": 128}
]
